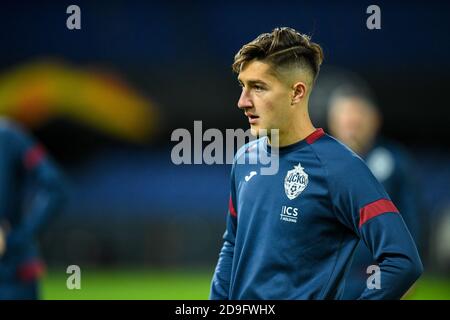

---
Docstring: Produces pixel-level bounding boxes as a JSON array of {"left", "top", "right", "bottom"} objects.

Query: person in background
[
  {"left": 0, "top": 117, "right": 67, "bottom": 299},
  {"left": 328, "top": 84, "right": 424, "bottom": 299}
]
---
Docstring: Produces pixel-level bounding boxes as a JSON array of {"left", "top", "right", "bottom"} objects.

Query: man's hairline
[{"left": 237, "top": 58, "right": 314, "bottom": 89}]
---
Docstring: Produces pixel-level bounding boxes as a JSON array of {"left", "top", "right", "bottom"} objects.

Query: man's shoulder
[
  {"left": 313, "top": 135, "right": 385, "bottom": 201},
  {"left": 0, "top": 117, "right": 15, "bottom": 133},
  {"left": 234, "top": 137, "right": 265, "bottom": 163},
  {"left": 0, "top": 118, "right": 27, "bottom": 138},
  {"left": 310, "top": 134, "right": 373, "bottom": 183},
  {"left": 314, "top": 134, "right": 364, "bottom": 163}
]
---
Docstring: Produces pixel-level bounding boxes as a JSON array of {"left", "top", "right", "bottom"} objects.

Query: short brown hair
[{"left": 233, "top": 27, "right": 324, "bottom": 83}]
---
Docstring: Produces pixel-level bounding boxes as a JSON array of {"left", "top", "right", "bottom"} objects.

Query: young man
[
  {"left": 210, "top": 27, "right": 422, "bottom": 300},
  {"left": 0, "top": 118, "right": 67, "bottom": 299},
  {"left": 327, "top": 85, "right": 424, "bottom": 299}
]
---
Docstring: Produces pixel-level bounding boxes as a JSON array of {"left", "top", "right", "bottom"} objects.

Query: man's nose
[{"left": 237, "top": 89, "right": 252, "bottom": 109}]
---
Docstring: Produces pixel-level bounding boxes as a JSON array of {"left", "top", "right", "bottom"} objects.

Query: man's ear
[{"left": 291, "top": 81, "right": 307, "bottom": 105}]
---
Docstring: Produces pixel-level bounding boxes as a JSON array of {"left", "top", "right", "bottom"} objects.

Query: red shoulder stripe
[{"left": 359, "top": 199, "right": 399, "bottom": 228}]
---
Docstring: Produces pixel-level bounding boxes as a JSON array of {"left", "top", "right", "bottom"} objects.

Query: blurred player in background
[
  {"left": 210, "top": 27, "right": 422, "bottom": 300},
  {"left": 0, "top": 118, "right": 67, "bottom": 299},
  {"left": 327, "top": 84, "right": 424, "bottom": 299}
]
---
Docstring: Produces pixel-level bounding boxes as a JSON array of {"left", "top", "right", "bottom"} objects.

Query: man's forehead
[{"left": 238, "top": 60, "right": 277, "bottom": 82}]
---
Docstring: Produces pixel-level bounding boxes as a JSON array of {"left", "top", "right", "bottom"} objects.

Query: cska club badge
[{"left": 284, "top": 163, "right": 309, "bottom": 200}]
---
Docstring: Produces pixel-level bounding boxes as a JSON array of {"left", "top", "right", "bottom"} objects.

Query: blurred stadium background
[{"left": 1, "top": 0, "right": 450, "bottom": 299}]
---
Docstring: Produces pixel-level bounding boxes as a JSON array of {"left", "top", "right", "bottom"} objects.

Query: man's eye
[{"left": 254, "top": 86, "right": 264, "bottom": 91}]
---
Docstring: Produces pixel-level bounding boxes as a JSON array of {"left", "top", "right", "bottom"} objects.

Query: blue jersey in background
[{"left": 0, "top": 118, "right": 67, "bottom": 299}]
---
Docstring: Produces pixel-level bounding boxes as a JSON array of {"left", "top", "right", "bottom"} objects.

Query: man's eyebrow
[{"left": 237, "top": 79, "right": 268, "bottom": 86}]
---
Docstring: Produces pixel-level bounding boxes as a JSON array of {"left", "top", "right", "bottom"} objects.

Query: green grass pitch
[{"left": 41, "top": 268, "right": 450, "bottom": 300}]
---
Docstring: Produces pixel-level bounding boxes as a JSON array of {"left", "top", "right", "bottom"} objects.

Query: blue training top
[
  {"left": 342, "top": 138, "right": 424, "bottom": 299},
  {"left": 0, "top": 118, "right": 67, "bottom": 282},
  {"left": 210, "top": 128, "right": 422, "bottom": 300}
]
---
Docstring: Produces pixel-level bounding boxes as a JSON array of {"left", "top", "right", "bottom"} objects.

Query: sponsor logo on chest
[{"left": 280, "top": 205, "right": 299, "bottom": 223}]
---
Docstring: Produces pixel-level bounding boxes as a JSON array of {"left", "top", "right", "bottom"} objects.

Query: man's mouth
[{"left": 246, "top": 113, "right": 260, "bottom": 124}]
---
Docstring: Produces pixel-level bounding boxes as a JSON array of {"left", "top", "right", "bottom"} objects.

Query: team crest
[{"left": 284, "top": 163, "right": 309, "bottom": 200}]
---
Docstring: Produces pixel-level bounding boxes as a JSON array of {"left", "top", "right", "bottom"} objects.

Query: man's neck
[{"left": 268, "top": 109, "right": 316, "bottom": 147}]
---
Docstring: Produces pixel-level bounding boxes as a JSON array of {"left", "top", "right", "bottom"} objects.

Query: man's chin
[
  {"left": 250, "top": 127, "right": 259, "bottom": 137},
  {"left": 250, "top": 126, "right": 270, "bottom": 138}
]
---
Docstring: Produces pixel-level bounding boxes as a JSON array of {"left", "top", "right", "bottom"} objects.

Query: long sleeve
[
  {"left": 329, "top": 154, "right": 423, "bottom": 299},
  {"left": 5, "top": 128, "right": 68, "bottom": 253},
  {"left": 209, "top": 201, "right": 237, "bottom": 300},
  {"left": 358, "top": 211, "right": 423, "bottom": 299},
  {"left": 210, "top": 163, "right": 238, "bottom": 300}
]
